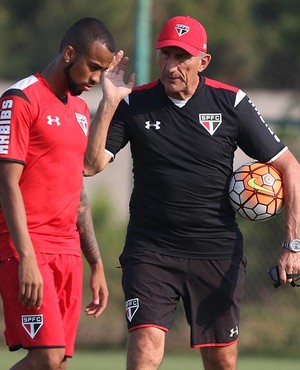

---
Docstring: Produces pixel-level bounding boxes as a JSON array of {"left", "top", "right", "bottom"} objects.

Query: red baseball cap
[{"left": 155, "top": 16, "right": 208, "bottom": 56}]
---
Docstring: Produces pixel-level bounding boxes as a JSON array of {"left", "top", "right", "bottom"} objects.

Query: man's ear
[
  {"left": 199, "top": 54, "right": 212, "bottom": 73},
  {"left": 63, "top": 45, "right": 76, "bottom": 63}
]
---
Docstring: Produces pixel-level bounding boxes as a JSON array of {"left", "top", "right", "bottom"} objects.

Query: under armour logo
[
  {"left": 47, "top": 115, "right": 60, "bottom": 126},
  {"left": 125, "top": 298, "right": 139, "bottom": 322},
  {"left": 230, "top": 326, "right": 239, "bottom": 337},
  {"left": 145, "top": 121, "right": 161, "bottom": 130},
  {"left": 175, "top": 24, "right": 190, "bottom": 37},
  {"left": 22, "top": 314, "right": 44, "bottom": 339}
]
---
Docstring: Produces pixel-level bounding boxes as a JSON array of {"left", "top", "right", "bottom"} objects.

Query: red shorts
[{"left": 0, "top": 253, "right": 83, "bottom": 357}]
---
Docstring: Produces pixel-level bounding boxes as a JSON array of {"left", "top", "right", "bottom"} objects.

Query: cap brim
[{"left": 155, "top": 40, "right": 200, "bottom": 57}]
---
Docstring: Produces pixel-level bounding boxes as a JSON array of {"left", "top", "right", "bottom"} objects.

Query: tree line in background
[{"left": 0, "top": 0, "right": 299, "bottom": 89}]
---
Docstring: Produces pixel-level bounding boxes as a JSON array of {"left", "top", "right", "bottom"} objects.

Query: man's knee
[
  {"left": 130, "top": 327, "right": 164, "bottom": 347},
  {"left": 200, "top": 343, "right": 238, "bottom": 370},
  {"left": 26, "top": 348, "right": 66, "bottom": 370},
  {"left": 127, "top": 327, "right": 165, "bottom": 370}
]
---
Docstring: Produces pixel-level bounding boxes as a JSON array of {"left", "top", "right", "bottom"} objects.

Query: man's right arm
[
  {"left": 84, "top": 97, "right": 120, "bottom": 175},
  {"left": 84, "top": 50, "right": 135, "bottom": 176},
  {"left": 0, "top": 161, "right": 43, "bottom": 309}
]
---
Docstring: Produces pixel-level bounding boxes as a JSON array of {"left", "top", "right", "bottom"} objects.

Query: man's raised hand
[{"left": 102, "top": 50, "right": 136, "bottom": 102}]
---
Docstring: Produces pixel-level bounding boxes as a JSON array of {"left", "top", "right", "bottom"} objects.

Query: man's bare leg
[
  {"left": 200, "top": 343, "right": 238, "bottom": 370},
  {"left": 127, "top": 327, "right": 165, "bottom": 370},
  {"left": 10, "top": 348, "right": 67, "bottom": 370}
]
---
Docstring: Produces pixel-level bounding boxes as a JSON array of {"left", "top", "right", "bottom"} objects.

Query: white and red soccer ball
[{"left": 229, "top": 162, "right": 284, "bottom": 221}]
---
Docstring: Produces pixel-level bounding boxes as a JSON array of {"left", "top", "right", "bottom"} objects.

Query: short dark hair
[{"left": 59, "top": 17, "right": 116, "bottom": 54}]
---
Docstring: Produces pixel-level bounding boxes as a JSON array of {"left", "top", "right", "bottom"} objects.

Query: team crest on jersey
[
  {"left": 125, "top": 298, "right": 139, "bottom": 322},
  {"left": 75, "top": 113, "right": 88, "bottom": 136},
  {"left": 22, "top": 314, "right": 43, "bottom": 339},
  {"left": 175, "top": 24, "right": 190, "bottom": 37},
  {"left": 199, "top": 113, "right": 222, "bottom": 135}
]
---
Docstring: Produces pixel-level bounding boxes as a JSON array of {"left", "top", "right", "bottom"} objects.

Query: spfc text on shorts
[
  {"left": 22, "top": 314, "right": 44, "bottom": 339},
  {"left": 125, "top": 298, "right": 139, "bottom": 322}
]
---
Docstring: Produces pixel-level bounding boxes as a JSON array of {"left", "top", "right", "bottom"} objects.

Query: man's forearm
[
  {"left": 77, "top": 186, "right": 101, "bottom": 264},
  {"left": 84, "top": 97, "right": 120, "bottom": 176}
]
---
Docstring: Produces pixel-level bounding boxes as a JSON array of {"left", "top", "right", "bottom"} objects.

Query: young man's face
[
  {"left": 158, "top": 46, "right": 204, "bottom": 100},
  {"left": 64, "top": 41, "right": 114, "bottom": 96}
]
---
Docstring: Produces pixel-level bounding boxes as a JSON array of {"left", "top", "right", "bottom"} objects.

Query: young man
[
  {"left": 0, "top": 17, "right": 134, "bottom": 370},
  {"left": 84, "top": 16, "right": 300, "bottom": 370}
]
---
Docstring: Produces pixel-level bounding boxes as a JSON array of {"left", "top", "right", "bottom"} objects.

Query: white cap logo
[{"left": 175, "top": 24, "right": 189, "bottom": 36}]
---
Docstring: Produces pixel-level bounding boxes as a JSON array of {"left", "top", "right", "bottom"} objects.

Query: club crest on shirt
[
  {"left": 75, "top": 113, "right": 88, "bottom": 136},
  {"left": 199, "top": 113, "right": 222, "bottom": 135},
  {"left": 125, "top": 298, "right": 139, "bottom": 322},
  {"left": 22, "top": 314, "right": 44, "bottom": 339}
]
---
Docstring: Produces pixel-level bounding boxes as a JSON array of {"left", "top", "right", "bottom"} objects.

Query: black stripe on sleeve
[{"left": 1, "top": 89, "right": 30, "bottom": 103}]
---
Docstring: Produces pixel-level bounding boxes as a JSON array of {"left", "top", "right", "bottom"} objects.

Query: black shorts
[{"left": 120, "top": 250, "right": 247, "bottom": 348}]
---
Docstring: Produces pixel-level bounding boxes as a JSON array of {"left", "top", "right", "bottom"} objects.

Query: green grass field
[{"left": 1, "top": 349, "right": 300, "bottom": 370}]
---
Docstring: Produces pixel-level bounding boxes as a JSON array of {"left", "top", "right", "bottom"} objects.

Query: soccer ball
[{"left": 228, "top": 161, "right": 284, "bottom": 221}]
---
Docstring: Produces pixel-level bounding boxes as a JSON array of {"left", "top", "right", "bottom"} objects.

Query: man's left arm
[
  {"left": 77, "top": 184, "right": 108, "bottom": 317},
  {"left": 272, "top": 149, "right": 300, "bottom": 284}
]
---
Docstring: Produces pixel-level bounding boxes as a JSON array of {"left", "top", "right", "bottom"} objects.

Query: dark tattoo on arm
[{"left": 77, "top": 185, "right": 101, "bottom": 265}]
